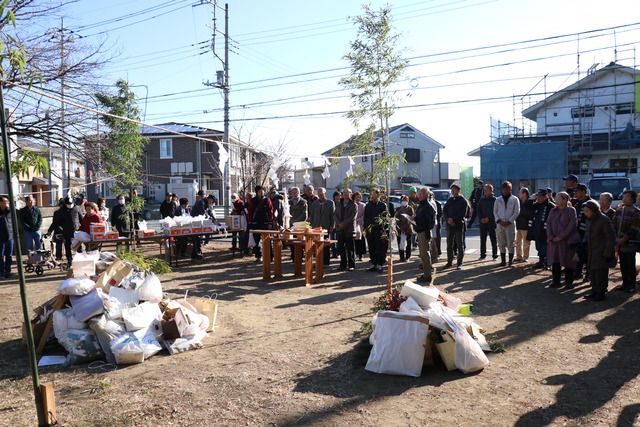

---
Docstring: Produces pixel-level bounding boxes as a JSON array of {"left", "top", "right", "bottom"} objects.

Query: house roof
[
  {"left": 321, "top": 123, "right": 444, "bottom": 156},
  {"left": 521, "top": 62, "right": 640, "bottom": 121},
  {"left": 140, "top": 122, "right": 223, "bottom": 136}
]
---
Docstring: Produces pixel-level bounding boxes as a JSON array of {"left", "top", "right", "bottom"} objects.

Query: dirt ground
[{"left": 1, "top": 241, "right": 639, "bottom": 426}]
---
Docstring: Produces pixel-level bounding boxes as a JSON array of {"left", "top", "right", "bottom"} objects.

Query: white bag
[
  {"left": 139, "top": 274, "right": 163, "bottom": 302},
  {"left": 122, "top": 301, "right": 162, "bottom": 331},
  {"left": 73, "top": 230, "right": 92, "bottom": 243},
  {"left": 57, "top": 277, "right": 96, "bottom": 296},
  {"left": 453, "top": 325, "right": 489, "bottom": 374},
  {"left": 248, "top": 232, "right": 256, "bottom": 248},
  {"left": 399, "top": 233, "right": 407, "bottom": 250},
  {"left": 110, "top": 333, "right": 145, "bottom": 365},
  {"left": 355, "top": 223, "right": 362, "bottom": 240},
  {"left": 400, "top": 280, "right": 440, "bottom": 308},
  {"left": 365, "top": 311, "right": 429, "bottom": 377},
  {"left": 132, "top": 325, "right": 163, "bottom": 360}
]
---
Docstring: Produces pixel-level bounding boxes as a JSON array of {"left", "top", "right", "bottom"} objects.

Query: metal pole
[
  {"left": 223, "top": 3, "right": 231, "bottom": 216},
  {"left": 0, "top": 86, "right": 45, "bottom": 425}
]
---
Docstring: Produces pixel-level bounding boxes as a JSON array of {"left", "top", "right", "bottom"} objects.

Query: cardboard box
[
  {"left": 137, "top": 230, "right": 155, "bottom": 238},
  {"left": 72, "top": 251, "right": 99, "bottom": 278},
  {"left": 106, "top": 232, "right": 119, "bottom": 240},
  {"left": 90, "top": 224, "right": 106, "bottom": 234},
  {"left": 167, "top": 227, "right": 182, "bottom": 236},
  {"left": 202, "top": 226, "right": 213, "bottom": 233},
  {"left": 191, "top": 227, "right": 203, "bottom": 234},
  {"left": 161, "top": 307, "right": 189, "bottom": 340},
  {"left": 92, "top": 233, "right": 106, "bottom": 241},
  {"left": 180, "top": 227, "right": 192, "bottom": 235},
  {"left": 225, "top": 215, "right": 245, "bottom": 230}
]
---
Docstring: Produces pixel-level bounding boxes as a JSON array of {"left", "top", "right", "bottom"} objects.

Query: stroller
[{"left": 24, "top": 235, "right": 66, "bottom": 275}]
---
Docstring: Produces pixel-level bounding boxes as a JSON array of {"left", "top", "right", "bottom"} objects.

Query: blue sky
[{"left": 34, "top": 0, "right": 640, "bottom": 174}]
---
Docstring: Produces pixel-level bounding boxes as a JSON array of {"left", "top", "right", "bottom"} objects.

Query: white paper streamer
[
  {"left": 303, "top": 169, "right": 311, "bottom": 186},
  {"left": 216, "top": 141, "right": 229, "bottom": 173},
  {"left": 346, "top": 156, "right": 355, "bottom": 178},
  {"left": 268, "top": 155, "right": 280, "bottom": 189},
  {"left": 321, "top": 156, "right": 330, "bottom": 180}
]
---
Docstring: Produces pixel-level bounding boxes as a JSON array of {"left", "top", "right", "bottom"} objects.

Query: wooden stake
[
  {"left": 40, "top": 382, "right": 56, "bottom": 426},
  {"left": 387, "top": 255, "right": 393, "bottom": 294}
]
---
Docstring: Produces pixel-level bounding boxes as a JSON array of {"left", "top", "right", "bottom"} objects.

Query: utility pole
[
  {"left": 197, "top": 1, "right": 231, "bottom": 215},
  {"left": 50, "top": 19, "right": 78, "bottom": 197}
]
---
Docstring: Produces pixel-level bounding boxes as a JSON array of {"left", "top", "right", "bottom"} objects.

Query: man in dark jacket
[
  {"left": 0, "top": 196, "right": 14, "bottom": 278},
  {"left": 364, "top": 189, "right": 389, "bottom": 273},
  {"left": 46, "top": 199, "right": 66, "bottom": 260},
  {"left": 477, "top": 184, "right": 497, "bottom": 260},
  {"left": 334, "top": 188, "right": 357, "bottom": 271},
  {"left": 309, "top": 187, "right": 335, "bottom": 265},
  {"left": 247, "top": 186, "right": 274, "bottom": 262},
  {"left": 443, "top": 184, "right": 469, "bottom": 269},
  {"left": 414, "top": 188, "right": 436, "bottom": 282},
  {"left": 572, "top": 183, "right": 593, "bottom": 280},
  {"left": 59, "top": 196, "right": 84, "bottom": 266},
  {"left": 110, "top": 194, "right": 130, "bottom": 237},
  {"left": 529, "top": 189, "right": 555, "bottom": 269},
  {"left": 189, "top": 190, "right": 207, "bottom": 260},
  {"left": 19, "top": 195, "right": 43, "bottom": 252},
  {"left": 514, "top": 188, "right": 534, "bottom": 263},
  {"left": 583, "top": 200, "right": 616, "bottom": 301},
  {"left": 160, "top": 193, "right": 176, "bottom": 218},
  {"left": 467, "top": 180, "right": 483, "bottom": 227}
]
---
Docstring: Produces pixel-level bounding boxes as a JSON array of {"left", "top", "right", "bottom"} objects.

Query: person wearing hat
[
  {"left": 160, "top": 193, "right": 176, "bottom": 218},
  {"left": 563, "top": 174, "right": 578, "bottom": 198},
  {"left": 529, "top": 189, "right": 555, "bottom": 269},
  {"left": 468, "top": 180, "right": 484, "bottom": 227},
  {"left": 571, "top": 183, "right": 593, "bottom": 281},
  {"left": 612, "top": 190, "right": 640, "bottom": 293},
  {"left": 583, "top": 200, "right": 616, "bottom": 301},
  {"left": 546, "top": 188, "right": 554, "bottom": 201}
]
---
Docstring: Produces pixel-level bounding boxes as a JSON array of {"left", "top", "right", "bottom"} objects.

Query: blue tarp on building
[{"left": 480, "top": 141, "right": 566, "bottom": 182}]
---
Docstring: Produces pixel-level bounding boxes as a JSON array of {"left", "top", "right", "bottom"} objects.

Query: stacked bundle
[
  {"left": 27, "top": 252, "right": 218, "bottom": 366},
  {"left": 366, "top": 279, "right": 490, "bottom": 377}
]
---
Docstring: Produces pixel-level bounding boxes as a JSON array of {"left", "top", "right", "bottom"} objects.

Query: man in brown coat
[
  {"left": 334, "top": 188, "right": 357, "bottom": 271},
  {"left": 583, "top": 200, "right": 616, "bottom": 301}
]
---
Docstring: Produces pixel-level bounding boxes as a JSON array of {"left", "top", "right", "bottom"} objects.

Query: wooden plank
[
  {"left": 293, "top": 244, "right": 303, "bottom": 276},
  {"left": 305, "top": 236, "right": 314, "bottom": 285},
  {"left": 36, "top": 295, "right": 68, "bottom": 355},
  {"left": 40, "top": 382, "right": 57, "bottom": 426},
  {"left": 273, "top": 239, "right": 283, "bottom": 278},
  {"left": 314, "top": 241, "right": 325, "bottom": 283},
  {"left": 262, "top": 235, "right": 271, "bottom": 280}
]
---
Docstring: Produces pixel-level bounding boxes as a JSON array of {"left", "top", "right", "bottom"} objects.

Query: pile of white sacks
[
  {"left": 48, "top": 251, "right": 217, "bottom": 366},
  {"left": 366, "top": 280, "right": 490, "bottom": 377}
]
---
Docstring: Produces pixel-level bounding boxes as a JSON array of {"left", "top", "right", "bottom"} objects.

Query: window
[
  {"left": 403, "top": 148, "right": 420, "bottom": 163},
  {"left": 400, "top": 132, "right": 415, "bottom": 138},
  {"left": 615, "top": 103, "right": 635, "bottom": 115},
  {"left": 361, "top": 150, "right": 368, "bottom": 162},
  {"left": 160, "top": 139, "right": 173, "bottom": 159},
  {"left": 610, "top": 158, "right": 638, "bottom": 173},
  {"left": 202, "top": 140, "right": 213, "bottom": 153},
  {"left": 571, "top": 106, "right": 595, "bottom": 118}
]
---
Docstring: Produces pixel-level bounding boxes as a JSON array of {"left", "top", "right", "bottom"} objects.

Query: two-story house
[
  {"left": 87, "top": 122, "right": 262, "bottom": 205},
  {"left": 321, "top": 123, "right": 458, "bottom": 191},
  {"left": 472, "top": 62, "right": 640, "bottom": 191}
]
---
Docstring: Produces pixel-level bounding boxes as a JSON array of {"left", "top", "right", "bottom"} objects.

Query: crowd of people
[
  {"left": 3, "top": 173, "right": 639, "bottom": 303},
  {"left": 469, "top": 174, "right": 640, "bottom": 301}
]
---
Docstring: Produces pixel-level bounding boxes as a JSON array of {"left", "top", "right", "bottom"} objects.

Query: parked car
[
  {"left": 142, "top": 199, "right": 162, "bottom": 221},
  {"left": 432, "top": 189, "right": 451, "bottom": 205}
]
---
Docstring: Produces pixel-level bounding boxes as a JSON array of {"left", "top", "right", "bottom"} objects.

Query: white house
[
  {"left": 321, "top": 123, "right": 458, "bottom": 191},
  {"left": 471, "top": 62, "right": 640, "bottom": 191}
]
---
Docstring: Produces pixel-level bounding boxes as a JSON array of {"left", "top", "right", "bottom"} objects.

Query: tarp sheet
[{"left": 480, "top": 141, "right": 566, "bottom": 182}]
